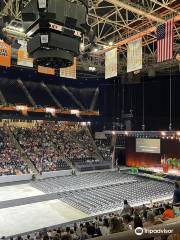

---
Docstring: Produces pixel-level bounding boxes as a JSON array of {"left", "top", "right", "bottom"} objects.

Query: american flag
[{"left": 157, "top": 19, "right": 174, "bottom": 63}]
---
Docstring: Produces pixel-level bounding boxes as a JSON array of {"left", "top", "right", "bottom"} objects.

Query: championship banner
[
  {"left": 38, "top": 66, "right": 55, "bottom": 75},
  {"left": 17, "top": 40, "right": 33, "bottom": 67},
  {"left": 105, "top": 48, "right": 117, "bottom": 79},
  {"left": 0, "top": 40, "right": 11, "bottom": 67},
  {"left": 127, "top": 38, "right": 142, "bottom": 73},
  {"left": 60, "top": 58, "right": 76, "bottom": 79}
]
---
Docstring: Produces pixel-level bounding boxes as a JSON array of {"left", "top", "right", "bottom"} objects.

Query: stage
[{"left": 138, "top": 166, "right": 180, "bottom": 181}]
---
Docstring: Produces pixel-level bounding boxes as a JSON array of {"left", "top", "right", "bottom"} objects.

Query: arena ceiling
[{"left": 0, "top": 0, "right": 180, "bottom": 76}]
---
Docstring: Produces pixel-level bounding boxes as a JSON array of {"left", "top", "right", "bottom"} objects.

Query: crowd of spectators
[
  {"left": 5, "top": 198, "right": 180, "bottom": 240},
  {"left": 57, "top": 123, "right": 95, "bottom": 163},
  {"left": 0, "top": 128, "right": 31, "bottom": 176},
  {"left": 0, "top": 121, "right": 112, "bottom": 176},
  {"left": 12, "top": 122, "right": 99, "bottom": 173},
  {"left": 12, "top": 122, "right": 70, "bottom": 173}
]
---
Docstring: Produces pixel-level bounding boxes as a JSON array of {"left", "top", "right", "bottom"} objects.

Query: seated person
[
  {"left": 161, "top": 205, "right": 175, "bottom": 221},
  {"left": 121, "top": 200, "right": 132, "bottom": 216}
]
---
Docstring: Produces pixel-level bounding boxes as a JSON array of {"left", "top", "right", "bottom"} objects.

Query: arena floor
[
  {"left": 0, "top": 172, "right": 174, "bottom": 237},
  {"left": 0, "top": 183, "right": 88, "bottom": 237},
  {"left": 0, "top": 183, "right": 44, "bottom": 202}
]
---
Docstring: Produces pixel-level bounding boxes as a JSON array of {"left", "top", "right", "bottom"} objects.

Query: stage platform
[{"left": 138, "top": 167, "right": 180, "bottom": 181}]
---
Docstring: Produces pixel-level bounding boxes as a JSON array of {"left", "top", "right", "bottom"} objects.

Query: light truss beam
[
  {"left": 96, "top": 15, "right": 180, "bottom": 55},
  {"left": 105, "top": 0, "right": 165, "bottom": 23},
  {"left": 150, "top": 0, "right": 180, "bottom": 14}
]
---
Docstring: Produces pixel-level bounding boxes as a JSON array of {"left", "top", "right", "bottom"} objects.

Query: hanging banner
[
  {"left": 127, "top": 38, "right": 142, "bottom": 73},
  {"left": 60, "top": 58, "right": 77, "bottom": 79},
  {"left": 0, "top": 40, "right": 11, "bottom": 67},
  {"left": 38, "top": 66, "right": 55, "bottom": 75},
  {"left": 17, "top": 40, "right": 33, "bottom": 67},
  {"left": 105, "top": 48, "right": 117, "bottom": 79}
]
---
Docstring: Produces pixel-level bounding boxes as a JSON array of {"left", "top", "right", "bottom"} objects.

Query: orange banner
[
  {"left": 0, "top": 40, "right": 11, "bottom": 67},
  {"left": 38, "top": 66, "right": 55, "bottom": 75}
]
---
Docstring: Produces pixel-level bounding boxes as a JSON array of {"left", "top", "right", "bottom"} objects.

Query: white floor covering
[
  {"left": 0, "top": 199, "right": 88, "bottom": 237},
  {"left": 0, "top": 184, "right": 44, "bottom": 202}
]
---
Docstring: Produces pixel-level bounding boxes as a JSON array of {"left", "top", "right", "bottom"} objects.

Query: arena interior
[{"left": 0, "top": 0, "right": 179, "bottom": 239}]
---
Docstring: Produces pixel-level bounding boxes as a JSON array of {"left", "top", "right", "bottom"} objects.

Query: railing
[
  {"left": 85, "top": 126, "right": 104, "bottom": 161},
  {"left": 0, "top": 105, "right": 99, "bottom": 116}
]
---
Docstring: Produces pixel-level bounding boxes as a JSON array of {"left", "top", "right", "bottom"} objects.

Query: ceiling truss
[{"left": 0, "top": 0, "right": 179, "bottom": 76}]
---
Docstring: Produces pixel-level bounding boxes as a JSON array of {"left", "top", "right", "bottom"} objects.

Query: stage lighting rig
[{"left": 21, "top": 0, "right": 94, "bottom": 69}]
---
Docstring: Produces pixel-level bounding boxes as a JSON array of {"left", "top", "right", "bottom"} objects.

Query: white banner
[
  {"left": 17, "top": 40, "right": 33, "bottom": 67},
  {"left": 105, "top": 48, "right": 117, "bottom": 79},
  {"left": 127, "top": 38, "right": 142, "bottom": 73},
  {"left": 60, "top": 58, "right": 77, "bottom": 79}
]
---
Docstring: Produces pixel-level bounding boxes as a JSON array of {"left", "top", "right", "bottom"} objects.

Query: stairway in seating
[
  {"left": 51, "top": 142, "right": 75, "bottom": 172},
  {"left": 84, "top": 127, "right": 104, "bottom": 161},
  {"left": 0, "top": 89, "right": 7, "bottom": 105},
  {"left": 41, "top": 82, "right": 63, "bottom": 109},
  {"left": 5, "top": 124, "right": 39, "bottom": 176},
  {"left": 17, "top": 79, "right": 36, "bottom": 107}
]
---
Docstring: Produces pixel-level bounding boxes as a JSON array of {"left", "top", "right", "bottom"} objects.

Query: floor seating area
[
  {"left": 57, "top": 178, "right": 174, "bottom": 214},
  {"left": 31, "top": 172, "right": 174, "bottom": 215},
  {"left": 31, "top": 171, "right": 138, "bottom": 193}
]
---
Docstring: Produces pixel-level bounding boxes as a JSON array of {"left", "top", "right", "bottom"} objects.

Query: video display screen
[{"left": 136, "top": 138, "right": 160, "bottom": 154}]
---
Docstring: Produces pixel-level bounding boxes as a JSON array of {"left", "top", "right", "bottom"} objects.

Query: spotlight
[
  {"left": 88, "top": 66, "right": 96, "bottom": 72},
  {"left": 70, "top": 109, "right": 80, "bottom": 115}
]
